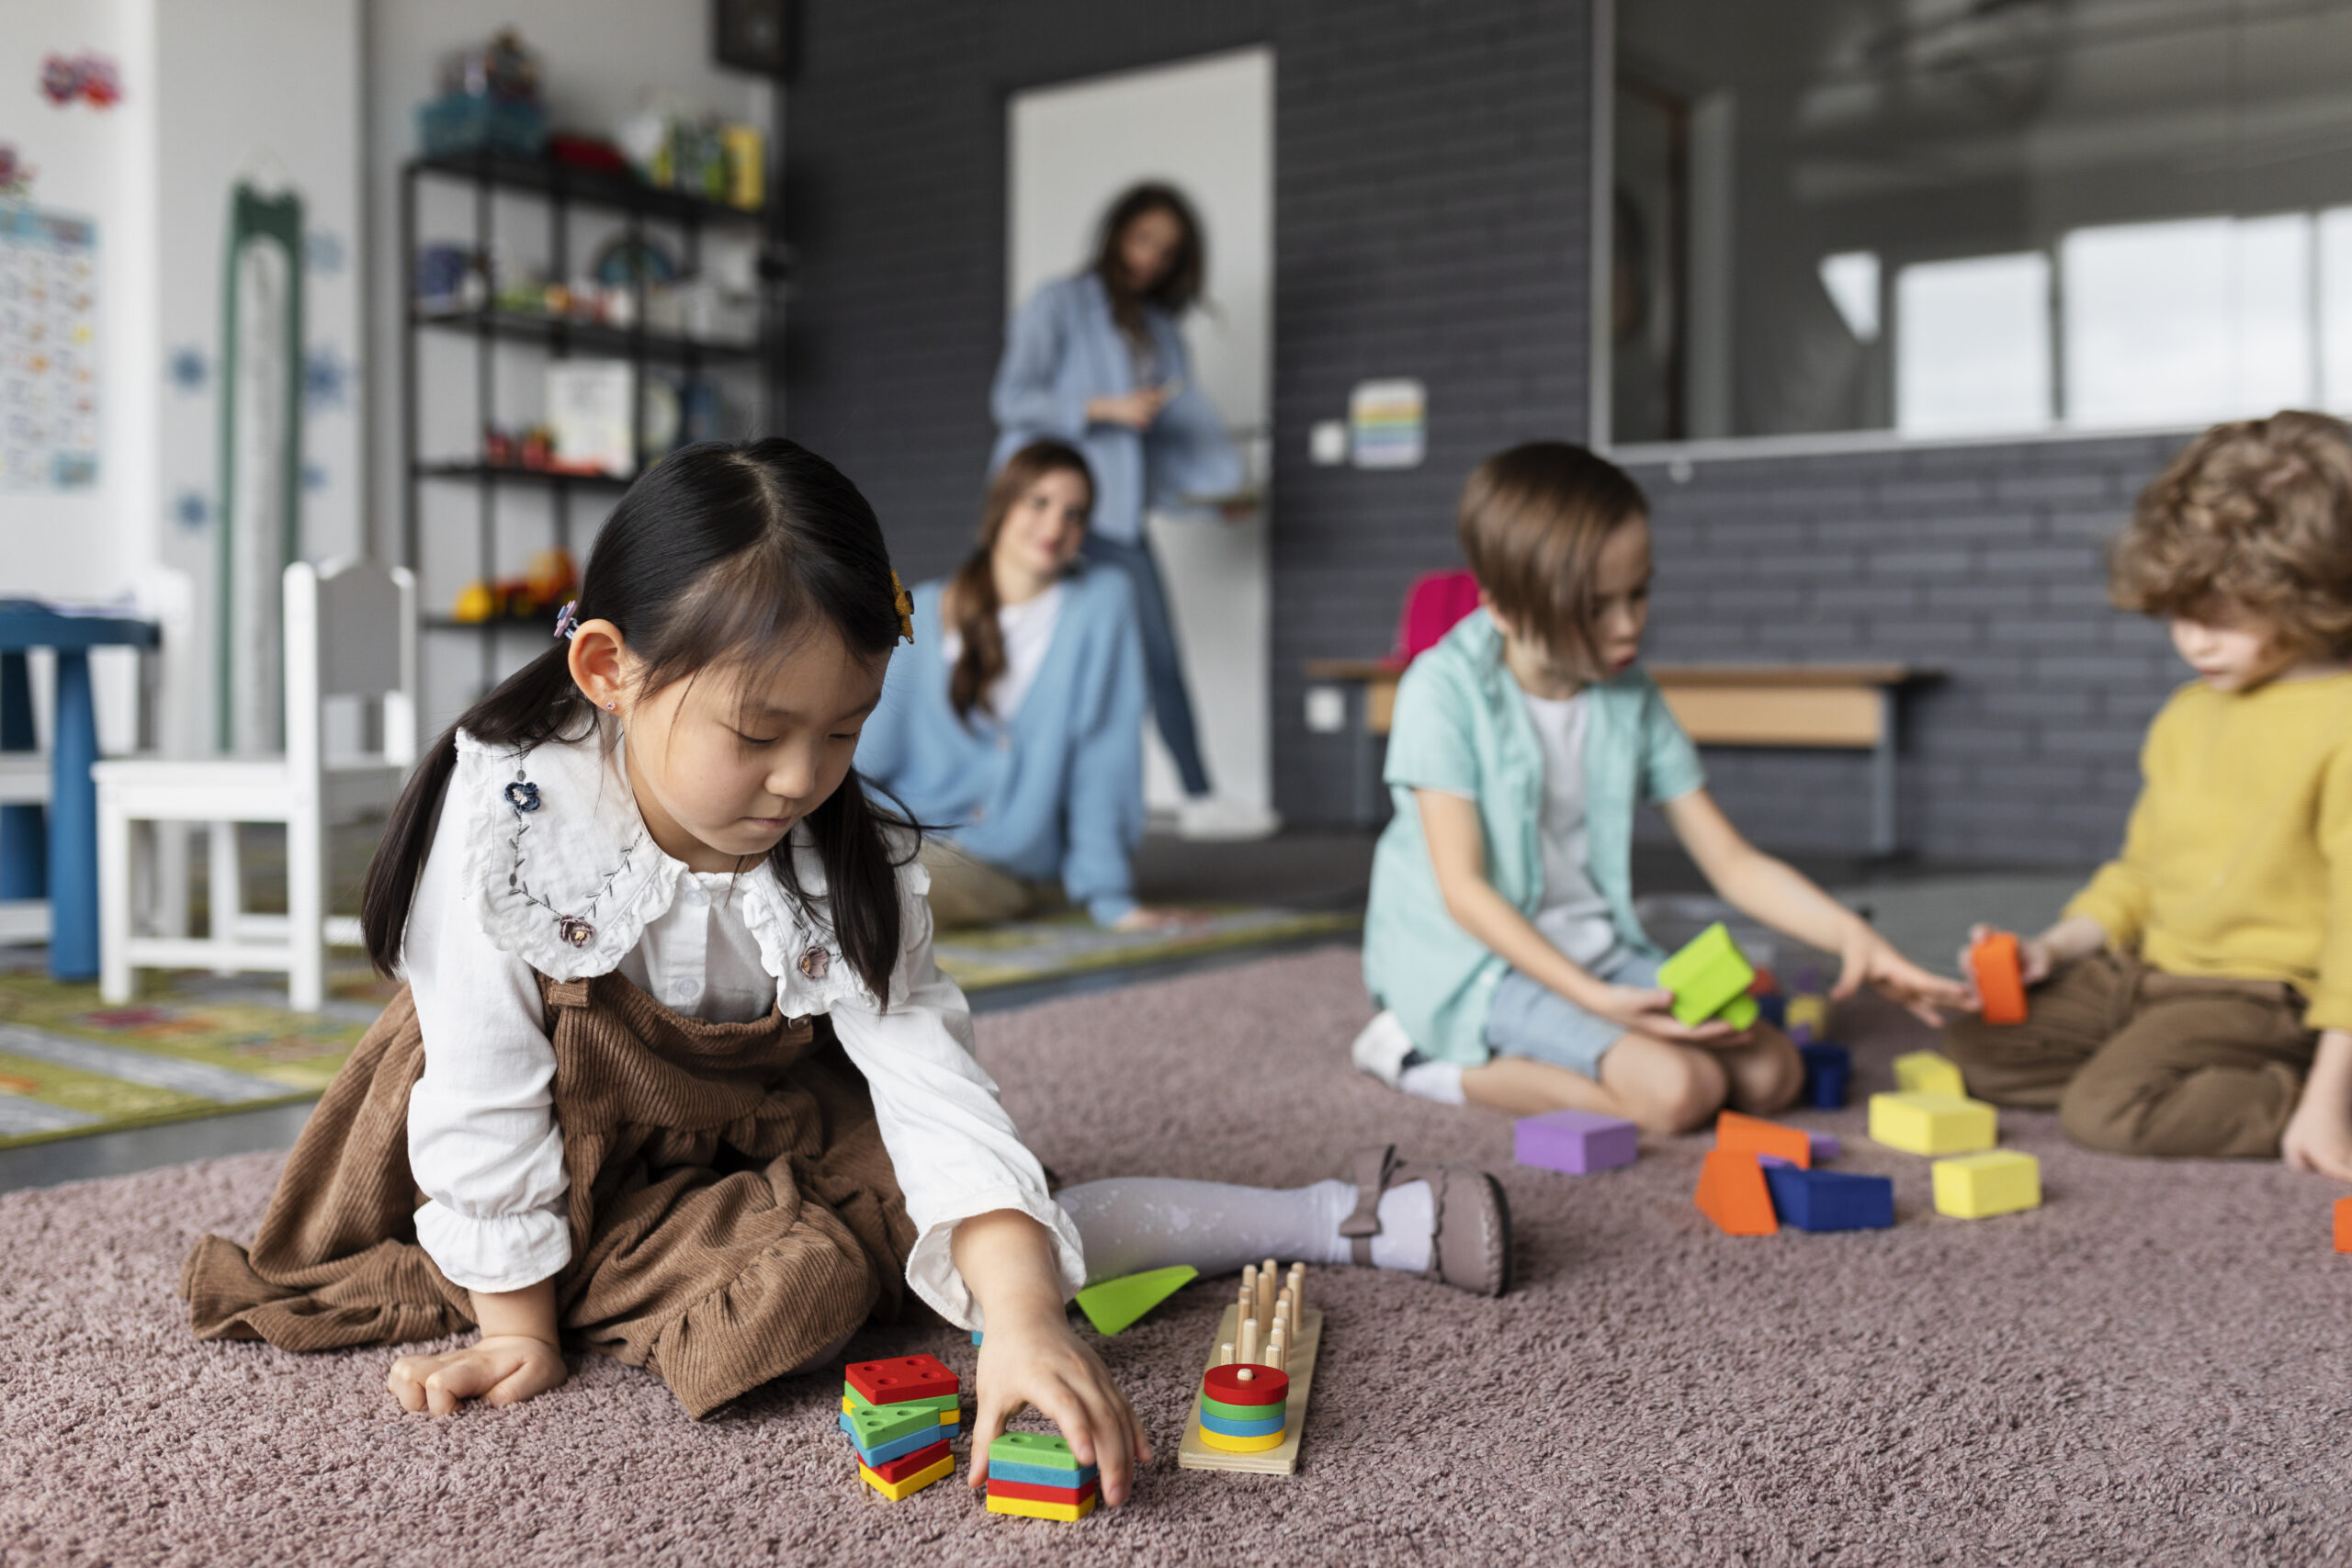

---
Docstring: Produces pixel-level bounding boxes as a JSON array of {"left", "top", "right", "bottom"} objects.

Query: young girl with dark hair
[
  {"left": 990, "top": 182, "right": 1244, "bottom": 809},
  {"left": 183, "top": 438, "right": 1510, "bottom": 1506},
  {"left": 857, "top": 439, "right": 1193, "bottom": 931}
]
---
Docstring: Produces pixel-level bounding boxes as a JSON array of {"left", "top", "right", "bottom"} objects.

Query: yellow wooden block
[
  {"left": 986, "top": 1492, "right": 1098, "bottom": 1521},
  {"left": 1869, "top": 1091, "right": 1996, "bottom": 1156},
  {"left": 1893, "top": 1050, "right": 1967, "bottom": 1098},
  {"left": 1932, "top": 1150, "right": 2041, "bottom": 1218},
  {"left": 859, "top": 1452, "right": 954, "bottom": 1501},
  {"left": 1196, "top": 1422, "right": 1286, "bottom": 1453}
]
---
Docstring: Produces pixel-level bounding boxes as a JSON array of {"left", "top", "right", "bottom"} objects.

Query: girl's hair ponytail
[
  {"left": 948, "top": 440, "right": 1092, "bottom": 722},
  {"left": 359, "top": 437, "right": 917, "bottom": 1002}
]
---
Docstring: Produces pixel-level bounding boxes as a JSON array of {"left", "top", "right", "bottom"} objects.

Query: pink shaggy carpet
[{"left": 3, "top": 946, "right": 2350, "bottom": 1566}]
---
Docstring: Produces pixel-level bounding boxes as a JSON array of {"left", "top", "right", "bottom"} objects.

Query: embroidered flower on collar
[{"left": 503, "top": 780, "right": 542, "bottom": 813}]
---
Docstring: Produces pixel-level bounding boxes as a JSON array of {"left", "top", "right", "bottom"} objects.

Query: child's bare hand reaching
[
  {"left": 386, "top": 1335, "right": 567, "bottom": 1416},
  {"left": 1836, "top": 924, "right": 1973, "bottom": 1027}
]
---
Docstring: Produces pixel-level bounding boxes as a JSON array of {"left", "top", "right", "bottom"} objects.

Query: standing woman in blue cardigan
[
  {"left": 859, "top": 440, "right": 1199, "bottom": 931},
  {"left": 989, "top": 183, "right": 1244, "bottom": 805}
]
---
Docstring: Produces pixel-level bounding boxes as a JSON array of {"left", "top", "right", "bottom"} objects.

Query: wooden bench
[{"left": 1302, "top": 659, "right": 1939, "bottom": 855}]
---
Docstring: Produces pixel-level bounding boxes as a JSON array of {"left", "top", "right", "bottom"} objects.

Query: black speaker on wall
[{"left": 714, "top": 0, "right": 790, "bottom": 76}]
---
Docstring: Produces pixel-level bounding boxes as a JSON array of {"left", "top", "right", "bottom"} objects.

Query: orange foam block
[
  {"left": 1971, "top": 932, "right": 2029, "bottom": 1026},
  {"left": 1714, "top": 1110, "right": 1811, "bottom": 1169},
  {"left": 1695, "top": 1148, "right": 1778, "bottom": 1235},
  {"left": 2336, "top": 1195, "right": 2352, "bottom": 1253}
]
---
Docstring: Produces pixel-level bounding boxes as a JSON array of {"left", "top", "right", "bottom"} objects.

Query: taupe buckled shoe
[{"left": 1336, "top": 1144, "right": 1513, "bottom": 1297}]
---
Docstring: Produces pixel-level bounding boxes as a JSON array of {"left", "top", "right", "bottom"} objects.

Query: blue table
[{"left": 0, "top": 604, "right": 161, "bottom": 980}]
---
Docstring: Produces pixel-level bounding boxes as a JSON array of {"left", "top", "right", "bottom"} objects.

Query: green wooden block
[
  {"left": 989, "top": 1431, "right": 1080, "bottom": 1471},
  {"left": 1658, "top": 922, "right": 1757, "bottom": 1027},
  {"left": 847, "top": 1402, "right": 942, "bottom": 1449},
  {"left": 1719, "top": 993, "right": 1758, "bottom": 1030},
  {"left": 1072, "top": 1264, "right": 1198, "bottom": 1336},
  {"left": 842, "top": 1382, "right": 960, "bottom": 1416},
  {"left": 1200, "top": 1390, "right": 1290, "bottom": 1424}
]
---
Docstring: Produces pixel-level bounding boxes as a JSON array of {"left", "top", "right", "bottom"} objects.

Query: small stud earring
[{"left": 604, "top": 701, "right": 616, "bottom": 711}]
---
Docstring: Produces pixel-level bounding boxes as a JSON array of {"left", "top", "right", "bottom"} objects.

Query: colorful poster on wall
[
  {"left": 0, "top": 204, "right": 100, "bottom": 491},
  {"left": 1349, "top": 378, "right": 1425, "bottom": 468}
]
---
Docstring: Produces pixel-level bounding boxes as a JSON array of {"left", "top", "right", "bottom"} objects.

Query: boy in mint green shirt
[{"left": 1353, "top": 443, "right": 1966, "bottom": 1131}]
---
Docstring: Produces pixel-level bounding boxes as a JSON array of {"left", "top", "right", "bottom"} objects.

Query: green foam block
[
  {"left": 1072, "top": 1264, "right": 1198, "bottom": 1337},
  {"left": 842, "top": 1382, "right": 960, "bottom": 1416},
  {"left": 1658, "top": 921, "right": 1758, "bottom": 1027},
  {"left": 989, "top": 1431, "right": 1081, "bottom": 1471}
]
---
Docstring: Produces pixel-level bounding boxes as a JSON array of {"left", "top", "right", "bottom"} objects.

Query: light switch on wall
[
  {"left": 1308, "top": 421, "right": 1348, "bottom": 466},
  {"left": 1304, "top": 685, "right": 1348, "bottom": 733}
]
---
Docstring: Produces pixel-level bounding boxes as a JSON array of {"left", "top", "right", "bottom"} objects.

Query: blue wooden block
[
  {"left": 839, "top": 1413, "right": 950, "bottom": 1466},
  {"left": 1799, "top": 1043, "right": 1852, "bottom": 1109},
  {"left": 990, "top": 1457, "right": 1102, "bottom": 1489},
  {"left": 1197, "top": 1406, "right": 1288, "bottom": 1438},
  {"left": 1762, "top": 1164, "right": 1894, "bottom": 1232}
]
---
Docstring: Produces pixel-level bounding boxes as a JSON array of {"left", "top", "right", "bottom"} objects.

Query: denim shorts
[{"left": 1483, "top": 948, "right": 1663, "bottom": 1080}]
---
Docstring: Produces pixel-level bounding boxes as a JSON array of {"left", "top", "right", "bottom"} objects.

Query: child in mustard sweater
[{"left": 1943, "top": 412, "right": 2352, "bottom": 1177}]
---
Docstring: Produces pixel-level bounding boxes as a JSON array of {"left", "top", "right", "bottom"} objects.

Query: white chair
[
  {"left": 0, "top": 747, "right": 50, "bottom": 947},
  {"left": 95, "top": 558, "right": 418, "bottom": 1010}
]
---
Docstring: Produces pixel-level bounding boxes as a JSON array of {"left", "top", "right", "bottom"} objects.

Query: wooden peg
[
  {"left": 1255, "top": 1269, "right": 1275, "bottom": 1330},
  {"left": 1216, "top": 1341, "right": 1235, "bottom": 1368},
  {"left": 1265, "top": 1337, "right": 1285, "bottom": 1375},
  {"left": 1275, "top": 1287, "right": 1294, "bottom": 1343},
  {"left": 1288, "top": 1266, "right": 1306, "bottom": 1328},
  {"left": 1241, "top": 1263, "right": 1257, "bottom": 1305},
  {"left": 1239, "top": 1314, "right": 1260, "bottom": 1367}
]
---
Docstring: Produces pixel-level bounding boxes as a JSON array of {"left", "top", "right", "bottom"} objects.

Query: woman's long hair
[
  {"left": 946, "top": 441, "right": 1093, "bottom": 723},
  {"left": 359, "top": 438, "right": 913, "bottom": 1001},
  {"left": 1091, "top": 182, "right": 1204, "bottom": 337}
]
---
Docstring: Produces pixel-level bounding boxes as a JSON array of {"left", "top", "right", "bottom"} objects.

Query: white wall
[
  {"left": 363, "top": 1, "right": 773, "bottom": 734},
  {"left": 1008, "top": 48, "right": 1274, "bottom": 822}
]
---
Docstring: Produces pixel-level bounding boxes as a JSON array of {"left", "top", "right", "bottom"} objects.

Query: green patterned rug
[{"left": 0, "top": 904, "right": 1357, "bottom": 1151}]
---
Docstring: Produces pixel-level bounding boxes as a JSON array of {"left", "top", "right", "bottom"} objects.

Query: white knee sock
[
  {"left": 1054, "top": 1176, "right": 1434, "bottom": 1285},
  {"left": 1398, "top": 1058, "right": 1465, "bottom": 1105}
]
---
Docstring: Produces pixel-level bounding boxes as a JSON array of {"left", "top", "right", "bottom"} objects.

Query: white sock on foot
[
  {"left": 1397, "top": 1059, "right": 1465, "bottom": 1105},
  {"left": 1365, "top": 1179, "right": 1434, "bottom": 1273}
]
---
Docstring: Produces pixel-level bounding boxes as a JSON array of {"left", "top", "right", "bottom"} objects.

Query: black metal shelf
[
  {"left": 413, "top": 460, "right": 635, "bottom": 490},
  {"left": 422, "top": 614, "right": 561, "bottom": 635},
  {"left": 411, "top": 307, "right": 765, "bottom": 365},
  {"left": 411, "top": 150, "right": 765, "bottom": 228}
]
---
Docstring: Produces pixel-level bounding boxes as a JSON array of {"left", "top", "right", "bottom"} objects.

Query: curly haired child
[{"left": 1944, "top": 411, "right": 2352, "bottom": 1177}]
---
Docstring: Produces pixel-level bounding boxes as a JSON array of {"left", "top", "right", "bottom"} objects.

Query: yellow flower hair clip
[{"left": 891, "top": 570, "right": 915, "bottom": 645}]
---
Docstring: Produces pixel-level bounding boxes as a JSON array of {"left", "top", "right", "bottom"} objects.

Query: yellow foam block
[
  {"left": 1932, "top": 1150, "right": 2041, "bottom": 1218},
  {"left": 987, "top": 1492, "right": 1098, "bottom": 1521},
  {"left": 1196, "top": 1422, "right": 1286, "bottom": 1453},
  {"left": 1869, "top": 1091, "right": 1996, "bottom": 1156},
  {"left": 1785, "top": 995, "right": 1828, "bottom": 1034},
  {"left": 1893, "top": 1050, "right": 1967, "bottom": 1098},
  {"left": 859, "top": 1452, "right": 954, "bottom": 1501}
]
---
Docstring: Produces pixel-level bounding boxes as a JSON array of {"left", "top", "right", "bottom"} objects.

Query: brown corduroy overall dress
[{"left": 181, "top": 970, "right": 921, "bottom": 1418}]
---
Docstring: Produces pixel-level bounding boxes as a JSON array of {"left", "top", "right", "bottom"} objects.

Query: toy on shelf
[
  {"left": 1694, "top": 1148, "right": 1779, "bottom": 1235},
  {"left": 1932, "top": 1150, "right": 2041, "bottom": 1219},
  {"left": 1515, "top": 1109, "right": 1639, "bottom": 1174},
  {"left": 1178, "top": 1260, "right": 1324, "bottom": 1475},
  {"left": 1893, "top": 1050, "right": 1968, "bottom": 1098},
  {"left": 1073, "top": 1265, "right": 1197, "bottom": 1337},
  {"left": 451, "top": 546, "right": 579, "bottom": 625},
  {"left": 1799, "top": 1042, "right": 1851, "bottom": 1108},
  {"left": 1659, "top": 922, "right": 1760, "bottom": 1029},
  {"left": 985, "top": 1433, "right": 1098, "bottom": 1520},
  {"left": 841, "top": 1354, "right": 960, "bottom": 1502},
  {"left": 1869, "top": 1091, "right": 1996, "bottom": 1156},
  {"left": 1715, "top": 1110, "right": 1813, "bottom": 1168},
  {"left": 1970, "top": 931, "right": 2030, "bottom": 1026},
  {"left": 1763, "top": 1164, "right": 1894, "bottom": 1232}
]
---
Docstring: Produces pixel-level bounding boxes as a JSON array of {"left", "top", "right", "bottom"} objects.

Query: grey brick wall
[{"left": 783, "top": 2, "right": 2184, "bottom": 867}]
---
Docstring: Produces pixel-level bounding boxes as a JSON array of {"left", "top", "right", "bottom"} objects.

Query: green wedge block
[
  {"left": 1658, "top": 921, "right": 1758, "bottom": 1027},
  {"left": 847, "top": 1401, "right": 943, "bottom": 1449},
  {"left": 990, "top": 1431, "right": 1080, "bottom": 1471},
  {"left": 1073, "top": 1264, "right": 1198, "bottom": 1337}
]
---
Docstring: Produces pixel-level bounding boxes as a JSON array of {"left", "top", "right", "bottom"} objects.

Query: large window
[{"left": 1609, "top": 0, "right": 2352, "bottom": 447}]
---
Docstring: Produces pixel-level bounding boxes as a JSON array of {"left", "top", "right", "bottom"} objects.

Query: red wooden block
[
  {"left": 1202, "top": 1364, "right": 1290, "bottom": 1406},
  {"left": 846, "top": 1354, "right": 958, "bottom": 1405},
  {"left": 865, "top": 1438, "right": 952, "bottom": 1484},
  {"left": 1748, "top": 966, "right": 1781, "bottom": 998},
  {"left": 1715, "top": 1110, "right": 1810, "bottom": 1169},
  {"left": 987, "top": 1476, "right": 1101, "bottom": 1506},
  {"left": 1971, "top": 932, "right": 2029, "bottom": 1026},
  {"left": 1695, "top": 1148, "right": 1779, "bottom": 1235},
  {"left": 2336, "top": 1195, "right": 2352, "bottom": 1254}
]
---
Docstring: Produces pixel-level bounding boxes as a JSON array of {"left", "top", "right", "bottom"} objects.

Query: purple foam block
[
  {"left": 1757, "top": 1152, "right": 1798, "bottom": 1168},
  {"left": 1809, "top": 1133, "right": 1839, "bottom": 1161},
  {"left": 1514, "top": 1110, "right": 1639, "bottom": 1174}
]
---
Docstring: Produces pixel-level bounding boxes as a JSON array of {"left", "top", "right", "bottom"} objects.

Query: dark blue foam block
[
  {"left": 1799, "top": 1043, "right": 1852, "bottom": 1109},
  {"left": 1755, "top": 992, "right": 1788, "bottom": 1028},
  {"left": 1763, "top": 1164, "right": 1894, "bottom": 1232}
]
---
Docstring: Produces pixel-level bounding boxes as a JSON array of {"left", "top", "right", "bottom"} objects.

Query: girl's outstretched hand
[
  {"left": 1833, "top": 924, "right": 1973, "bottom": 1027},
  {"left": 386, "top": 1334, "right": 568, "bottom": 1416},
  {"left": 967, "top": 1309, "right": 1152, "bottom": 1506}
]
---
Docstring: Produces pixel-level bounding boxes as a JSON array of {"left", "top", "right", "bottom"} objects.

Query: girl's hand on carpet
[
  {"left": 385, "top": 1335, "right": 568, "bottom": 1416},
  {"left": 968, "top": 1309, "right": 1151, "bottom": 1506},
  {"left": 1585, "top": 983, "right": 1747, "bottom": 1047},
  {"left": 1834, "top": 926, "right": 1971, "bottom": 1027},
  {"left": 2283, "top": 1032, "right": 2352, "bottom": 1183}
]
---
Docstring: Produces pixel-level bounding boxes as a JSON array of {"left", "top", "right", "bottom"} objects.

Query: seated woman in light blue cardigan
[{"left": 860, "top": 440, "right": 1193, "bottom": 931}]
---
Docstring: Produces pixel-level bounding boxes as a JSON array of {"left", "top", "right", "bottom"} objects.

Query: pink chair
[{"left": 1391, "top": 569, "right": 1481, "bottom": 665}]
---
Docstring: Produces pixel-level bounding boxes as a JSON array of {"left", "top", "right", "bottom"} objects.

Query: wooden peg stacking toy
[
  {"left": 1894, "top": 1050, "right": 1968, "bottom": 1098},
  {"left": 1657, "top": 921, "right": 1760, "bottom": 1029},
  {"left": 1180, "top": 1261, "right": 1325, "bottom": 1475},
  {"left": 1970, "top": 931, "right": 2030, "bottom": 1026},
  {"left": 841, "top": 1354, "right": 961, "bottom": 1501},
  {"left": 984, "top": 1432, "right": 1099, "bottom": 1520}
]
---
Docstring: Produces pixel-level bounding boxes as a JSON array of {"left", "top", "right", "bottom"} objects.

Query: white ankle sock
[
  {"left": 1054, "top": 1176, "right": 1436, "bottom": 1282},
  {"left": 1398, "top": 1058, "right": 1465, "bottom": 1105}
]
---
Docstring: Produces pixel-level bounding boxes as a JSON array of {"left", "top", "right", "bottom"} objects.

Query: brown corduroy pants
[
  {"left": 1940, "top": 950, "right": 2316, "bottom": 1159},
  {"left": 182, "top": 972, "right": 921, "bottom": 1418}
]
